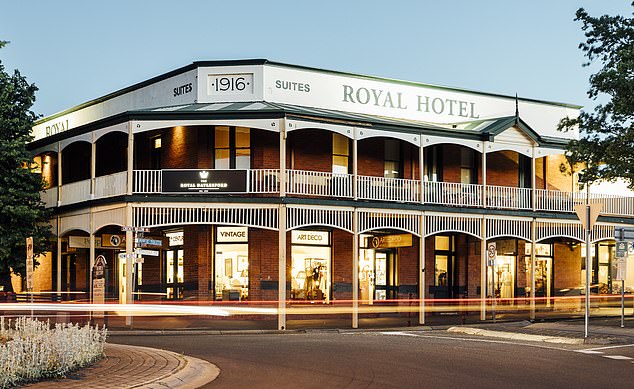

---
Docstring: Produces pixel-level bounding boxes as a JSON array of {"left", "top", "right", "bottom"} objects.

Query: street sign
[
  {"left": 487, "top": 242, "right": 497, "bottom": 266},
  {"left": 92, "top": 278, "right": 105, "bottom": 318},
  {"left": 615, "top": 257, "right": 628, "bottom": 281},
  {"left": 118, "top": 253, "right": 137, "bottom": 260},
  {"left": 25, "top": 237, "right": 34, "bottom": 290},
  {"left": 574, "top": 203, "right": 602, "bottom": 232},
  {"left": 93, "top": 255, "right": 107, "bottom": 278},
  {"left": 135, "top": 249, "right": 159, "bottom": 256},
  {"left": 616, "top": 241, "right": 629, "bottom": 258},
  {"left": 136, "top": 238, "right": 163, "bottom": 247}
]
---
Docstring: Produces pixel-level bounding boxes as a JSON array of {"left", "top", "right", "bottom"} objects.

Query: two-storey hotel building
[{"left": 27, "top": 60, "right": 634, "bottom": 329}]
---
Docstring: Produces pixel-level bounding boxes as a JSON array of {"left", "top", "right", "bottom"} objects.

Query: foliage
[
  {"left": 0, "top": 317, "right": 107, "bottom": 387},
  {"left": 0, "top": 41, "right": 53, "bottom": 291},
  {"left": 559, "top": 3, "right": 634, "bottom": 189}
]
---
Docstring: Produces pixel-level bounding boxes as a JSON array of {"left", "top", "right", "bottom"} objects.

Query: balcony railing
[
  {"left": 535, "top": 189, "right": 585, "bottom": 213},
  {"left": 424, "top": 181, "right": 483, "bottom": 207},
  {"left": 287, "top": 170, "right": 352, "bottom": 198},
  {"left": 487, "top": 185, "right": 532, "bottom": 210},
  {"left": 358, "top": 175, "right": 419, "bottom": 203},
  {"left": 41, "top": 169, "right": 634, "bottom": 218},
  {"left": 94, "top": 171, "right": 127, "bottom": 199},
  {"left": 59, "top": 179, "right": 91, "bottom": 206}
]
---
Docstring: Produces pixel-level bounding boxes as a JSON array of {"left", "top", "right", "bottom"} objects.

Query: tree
[
  {"left": 559, "top": 3, "right": 634, "bottom": 189},
  {"left": 0, "top": 41, "right": 52, "bottom": 292}
]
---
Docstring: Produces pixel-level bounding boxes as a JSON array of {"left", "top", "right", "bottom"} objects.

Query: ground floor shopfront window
[
  {"left": 165, "top": 231, "right": 184, "bottom": 299},
  {"left": 359, "top": 233, "right": 406, "bottom": 302},
  {"left": 214, "top": 226, "right": 249, "bottom": 301},
  {"left": 581, "top": 241, "right": 616, "bottom": 294},
  {"left": 291, "top": 230, "right": 331, "bottom": 302},
  {"left": 525, "top": 243, "right": 553, "bottom": 304},
  {"left": 487, "top": 239, "right": 517, "bottom": 301}
]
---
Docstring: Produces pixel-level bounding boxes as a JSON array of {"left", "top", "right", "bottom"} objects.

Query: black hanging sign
[{"left": 161, "top": 169, "right": 247, "bottom": 193}]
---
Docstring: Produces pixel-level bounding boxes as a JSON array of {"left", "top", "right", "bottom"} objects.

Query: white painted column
[
  {"left": 56, "top": 216, "right": 62, "bottom": 299},
  {"left": 280, "top": 119, "right": 287, "bottom": 198},
  {"left": 480, "top": 218, "right": 487, "bottom": 321},
  {"left": 57, "top": 143, "right": 62, "bottom": 206},
  {"left": 90, "top": 134, "right": 96, "bottom": 199},
  {"left": 124, "top": 204, "right": 133, "bottom": 326},
  {"left": 89, "top": 211, "right": 95, "bottom": 310},
  {"left": 353, "top": 132, "right": 358, "bottom": 200},
  {"left": 278, "top": 204, "right": 287, "bottom": 330},
  {"left": 419, "top": 142, "right": 425, "bottom": 204},
  {"left": 278, "top": 118, "right": 287, "bottom": 330},
  {"left": 419, "top": 213, "right": 426, "bottom": 324},
  {"left": 352, "top": 209, "right": 359, "bottom": 328},
  {"left": 531, "top": 146, "right": 537, "bottom": 212},
  {"left": 482, "top": 142, "right": 487, "bottom": 208},
  {"left": 127, "top": 122, "right": 134, "bottom": 195},
  {"left": 530, "top": 219, "right": 536, "bottom": 321}
]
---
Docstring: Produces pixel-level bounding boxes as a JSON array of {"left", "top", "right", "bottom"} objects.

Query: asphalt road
[{"left": 109, "top": 330, "right": 634, "bottom": 388}]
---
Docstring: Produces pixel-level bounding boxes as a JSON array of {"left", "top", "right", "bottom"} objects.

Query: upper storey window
[
  {"left": 150, "top": 136, "right": 161, "bottom": 169},
  {"left": 332, "top": 133, "right": 350, "bottom": 174},
  {"left": 384, "top": 139, "right": 401, "bottom": 179},
  {"left": 214, "top": 126, "right": 250, "bottom": 169},
  {"left": 460, "top": 148, "right": 477, "bottom": 185}
]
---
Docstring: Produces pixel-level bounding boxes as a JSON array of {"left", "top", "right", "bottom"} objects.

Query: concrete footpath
[
  {"left": 446, "top": 317, "right": 634, "bottom": 345},
  {"left": 23, "top": 343, "right": 220, "bottom": 389}
]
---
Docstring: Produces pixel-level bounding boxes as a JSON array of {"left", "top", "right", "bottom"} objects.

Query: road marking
[
  {"left": 575, "top": 350, "right": 604, "bottom": 354},
  {"left": 582, "top": 344, "right": 634, "bottom": 352},
  {"left": 602, "top": 355, "right": 633, "bottom": 360}
]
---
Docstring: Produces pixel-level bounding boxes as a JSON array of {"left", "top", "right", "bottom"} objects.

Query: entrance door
[
  {"left": 534, "top": 257, "right": 552, "bottom": 306},
  {"left": 165, "top": 249, "right": 184, "bottom": 299},
  {"left": 374, "top": 250, "right": 397, "bottom": 300}
]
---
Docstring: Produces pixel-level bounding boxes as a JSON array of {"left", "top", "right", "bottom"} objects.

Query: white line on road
[
  {"left": 602, "top": 355, "right": 633, "bottom": 360},
  {"left": 575, "top": 350, "right": 604, "bottom": 354},
  {"left": 582, "top": 344, "right": 634, "bottom": 352}
]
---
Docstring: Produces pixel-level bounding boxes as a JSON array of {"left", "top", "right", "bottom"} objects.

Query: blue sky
[{"left": 1, "top": 1, "right": 632, "bottom": 117}]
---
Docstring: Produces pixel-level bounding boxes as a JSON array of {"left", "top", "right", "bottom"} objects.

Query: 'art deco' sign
[{"left": 161, "top": 169, "right": 247, "bottom": 193}]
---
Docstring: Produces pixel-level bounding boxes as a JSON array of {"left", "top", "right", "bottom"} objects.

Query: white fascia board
[
  {"left": 33, "top": 69, "right": 198, "bottom": 142},
  {"left": 422, "top": 134, "right": 482, "bottom": 153},
  {"left": 287, "top": 119, "right": 355, "bottom": 139},
  {"left": 132, "top": 118, "right": 279, "bottom": 133},
  {"left": 356, "top": 127, "right": 421, "bottom": 146}
]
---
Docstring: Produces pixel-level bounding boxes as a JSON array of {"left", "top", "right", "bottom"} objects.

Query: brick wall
[
  {"left": 546, "top": 154, "right": 575, "bottom": 192},
  {"left": 289, "top": 129, "right": 331, "bottom": 171},
  {"left": 487, "top": 151, "right": 519, "bottom": 187},
  {"left": 249, "top": 228, "right": 280, "bottom": 301},
  {"left": 398, "top": 238, "right": 419, "bottom": 297},
  {"left": 332, "top": 229, "right": 352, "bottom": 300},
  {"left": 554, "top": 241, "right": 581, "bottom": 294},
  {"left": 252, "top": 129, "right": 280, "bottom": 169},
  {"left": 358, "top": 138, "right": 384, "bottom": 176}
]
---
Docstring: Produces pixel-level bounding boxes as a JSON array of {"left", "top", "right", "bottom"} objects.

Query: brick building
[{"left": 27, "top": 60, "right": 634, "bottom": 329}]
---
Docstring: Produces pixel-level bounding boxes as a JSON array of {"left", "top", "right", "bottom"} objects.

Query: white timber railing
[
  {"left": 59, "top": 179, "right": 91, "bottom": 206},
  {"left": 357, "top": 175, "right": 419, "bottom": 203},
  {"left": 286, "top": 170, "right": 353, "bottom": 198},
  {"left": 41, "top": 187, "right": 58, "bottom": 208},
  {"left": 250, "top": 169, "right": 280, "bottom": 193},
  {"left": 423, "top": 181, "right": 483, "bottom": 207},
  {"left": 134, "top": 170, "right": 162, "bottom": 193},
  {"left": 94, "top": 171, "right": 127, "bottom": 199},
  {"left": 534, "top": 189, "right": 585, "bottom": 213},
  {"left": 487, "top": 185, "right": 532, "bottom": 210},
  {"left": 44, "top": 169, "right": 634, "bottom": 218}
]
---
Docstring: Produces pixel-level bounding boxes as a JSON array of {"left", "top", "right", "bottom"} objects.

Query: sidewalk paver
[{"left": 22, "top": 343, "right": 219, "bottom": 389}]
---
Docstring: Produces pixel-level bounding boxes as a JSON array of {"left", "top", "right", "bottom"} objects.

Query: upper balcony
[{"left": 40, "top": 168, "right": 634, "bottom": 218}]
